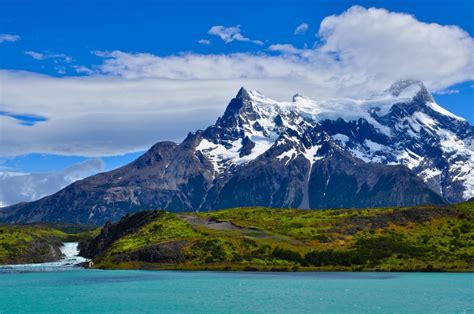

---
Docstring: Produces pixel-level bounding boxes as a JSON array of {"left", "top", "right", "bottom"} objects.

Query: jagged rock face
[
  {"left": 79, "top": 210, "right": 164, "bottom": 258},
  {"left": 0, "top": 80, "right": 471, "bottom": 224},
  {"left": 308, "top": 150, "right": 443, "bottom": 208}
]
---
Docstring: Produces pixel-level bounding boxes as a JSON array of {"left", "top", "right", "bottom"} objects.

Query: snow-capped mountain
[
  {"left": 197, "top": 80, "right": 473, "bottom": 202},
  {"left": 1, "top": 80, "right": 471, "bottom": 224}
]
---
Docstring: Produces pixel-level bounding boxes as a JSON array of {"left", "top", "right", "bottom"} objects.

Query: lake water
[{"left": 0, "top": 245, "right": 472, "bottom": 313}]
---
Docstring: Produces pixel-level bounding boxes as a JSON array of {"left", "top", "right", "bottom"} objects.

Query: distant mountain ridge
[{"left": 1, "top": 80, "right": 472, "bottom": 225}]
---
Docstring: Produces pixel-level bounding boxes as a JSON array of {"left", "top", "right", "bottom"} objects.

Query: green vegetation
[
  {"left": 0, "top": 224, "right": 99, "bottom": 264},
  {"left": 108, "top": 211, "right": 198, "bottom": 255},
  {"left": 87, "top": 201, "right": 474, "bottom": 272}
]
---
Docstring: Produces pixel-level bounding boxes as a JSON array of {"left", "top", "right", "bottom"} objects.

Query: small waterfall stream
[
  {"left": 59, "top": 242, "right": 89, "bottom": 265},
  {"left": 0, "top": 242, "right": 90, "bottom": 273}
]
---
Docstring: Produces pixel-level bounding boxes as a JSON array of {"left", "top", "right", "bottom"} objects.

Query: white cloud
[
  {"left": 93, "top": 50, "right": 322, "bottom": 81},
  {"left": 25, "top": 51, "right": 46, "bottom": 60},
  {"left": 25, "top": 51, "right": 73, "bottom": 63},
  {"left": 1, "top": 5, "right": 473, "bottom": 158},
  {"left": 294, "top": 23, "right": 309, "bottom": 35},
  {"left": 72, "top": 65, "right": 94, "bottom": 74},
  {"left": 0, "top": 159, "right": 104, "bottom": 207},
  {"left": 434, "top": 89, "right": 460, "bottom": 95},
  {"left": 198, "top": 39, "right": 211, "bottom": 45},
  {"left": 269, "top": 44, "right": 302, "bottom": 54},
  {"left": 208, "top": 25, "right": 263, "bottom": 45},
  {"left": 317, "top": 5, "right": 473, "bottom": 90},
  {"left": 56, "top": 67, "right": 66, "bottom": 75},
  {"left": 0, "top": 34, "right": 20, "bottom": 43}
]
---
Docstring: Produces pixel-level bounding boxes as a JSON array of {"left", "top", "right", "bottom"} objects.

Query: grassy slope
[
  {"left": 0, "top": 224, "right": 99, "bottom": 264},
  {"left": 90, "top": 201, "right": 474, "bottom": 272}
]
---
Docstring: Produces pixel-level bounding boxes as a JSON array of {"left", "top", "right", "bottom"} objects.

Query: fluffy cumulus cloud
[
  {"left": 0, "top": 159, "right": 104, "bottom": 207},
  {"left": 294, "top": 23, "right": 309, "bottom": 35},
  {"left": 317, "top": 6, "right": 473, "bottom": 90},
  {"left": 208, "top": 25, "right": 263, "bottom": 45},
  {"left": 0, "top": 34, "right": 20, "bottom": 43},
  {"left": 1, "top": 5, "right": 473, "bottom": 158}
]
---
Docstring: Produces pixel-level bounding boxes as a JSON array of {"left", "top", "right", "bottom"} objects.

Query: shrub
[
  {"left": 304, "top": 249, "right": 361, "bottom": 267},
  {"left": 304, "top": 234, "right": 428, "bottom": 267},
  {"left": 271, "top": 247, "right": 302, "bottom": 263}
]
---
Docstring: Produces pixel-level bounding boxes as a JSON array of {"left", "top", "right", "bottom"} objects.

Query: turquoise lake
[{"left": 0, "top": 269, "right": 472, "bottom": 313}]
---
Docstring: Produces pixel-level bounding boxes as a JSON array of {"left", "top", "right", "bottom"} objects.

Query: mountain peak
[
  {"left": 236, "top": 87, "right": 268, "bottom": 102},
  {"left": 389, "top": 80, "right": 424, "bottom": 96},
  {"left": 221, "top": 88, "right": 252, "bottom": 119},
  {"left": 292, "top": 93, "right": 306, "bottom": 102},
  {"left": 236, "top": 87, "right": 251, "bottom": 100},
  {"left": 217, "top": 87, "right": 268, "bottom": 134},
  {"left": 388, "top": 80, "right": 433, "bottom": 102}
]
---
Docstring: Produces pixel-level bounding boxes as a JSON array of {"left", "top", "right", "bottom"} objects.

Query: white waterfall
[{"left": 0, "top": 242, "right": 90, "bottom": 272}]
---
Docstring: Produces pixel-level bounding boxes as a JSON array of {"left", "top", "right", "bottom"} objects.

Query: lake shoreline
[
  {"left": 88, "top": 263, "right": 474, "bottom": 273},
  {"left": 2, "top": 259, "right": 473, "bottom": 273}
]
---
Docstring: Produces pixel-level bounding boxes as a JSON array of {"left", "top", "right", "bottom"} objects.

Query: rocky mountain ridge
[{"left": 1, "top": 80, "right": 472, "bottom": 224}]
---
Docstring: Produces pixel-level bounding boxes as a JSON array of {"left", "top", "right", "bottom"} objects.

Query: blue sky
[
  {"left": 0, "top": 0, "right": 473, "bottom": 205},
  {"left": 2, "top": 0, "right": 473, "bottom": 77}
]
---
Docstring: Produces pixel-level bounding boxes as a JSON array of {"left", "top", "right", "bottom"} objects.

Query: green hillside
[{"left": 80, "top": 201, "right": 474, "bottom": 272}]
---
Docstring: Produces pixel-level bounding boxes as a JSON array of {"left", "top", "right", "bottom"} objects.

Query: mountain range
[{"left": 1, "top": 80, "right": 472, "bottom": 225}]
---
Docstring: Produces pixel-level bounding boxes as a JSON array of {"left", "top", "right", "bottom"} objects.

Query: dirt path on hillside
[
  {"left": 177, "top": 214, "right": 268, "bottom": 237},
  {"left": 177, "top": 214, "right": 307, "bottom": 246}
]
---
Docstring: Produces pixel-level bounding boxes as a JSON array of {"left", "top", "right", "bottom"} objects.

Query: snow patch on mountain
[
  {"left": 197, "top": 136, "right": 275, "bottom": 172},
  {"left": 364, "top": 140, "right": 388, "bottom": 152},
  {"left": 276, "top": 148, "right": 298, "bottom": 165},
  {"left": 427, "top": 102, "right": 466, "bottom": 121},
  {"left": 303, "top": 145, "right": 323, "bottom": 165},
  {"left": 333, "top": 134, "right": 350, "bottom": 144}
]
